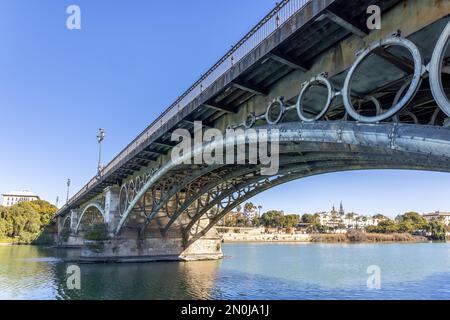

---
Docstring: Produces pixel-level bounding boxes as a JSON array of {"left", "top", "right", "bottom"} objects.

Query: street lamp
[
  {"left": 55, "top": 196, "right": 59, "bottom": 208},
  {"left": 97, "top": 128, "right": 106, "bottom": 177},
  {"left": 66, "top": 179, "right": 71, "bottom": 204}
]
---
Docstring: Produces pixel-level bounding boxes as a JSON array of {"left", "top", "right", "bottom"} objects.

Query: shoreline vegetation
[
  {"left": 220, "top": 203, "right": 449, "bottom": 243},
  {"left": 0, "top": 200, "right": 57, "bottom": 245},
  {"left": 220, "top": 229, "right": 428, "bottom": 244},
  {"left": 310, "top": 231, "right": 427, "bottom": 243}
]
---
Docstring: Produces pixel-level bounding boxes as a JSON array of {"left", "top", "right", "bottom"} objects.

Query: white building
[
  {"left": 316, "top": 202, "right": 379, "bottom": 230},
  {"left": 423, "top": 211, "right": 450, "bottom": 225},
  {"left": 1, "top": 190, "right": 40, "bottom": 207}
]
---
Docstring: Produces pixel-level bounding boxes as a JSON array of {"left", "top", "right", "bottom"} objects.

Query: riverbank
[
  {"left": 219, "top": 228, "right": 428, "bottom": 243},
  {"left": 311, "top": 232, "right": 427, "bottom": 243},
  {"left": 221, "top": 233, "right": 310, "bottom": 243}
]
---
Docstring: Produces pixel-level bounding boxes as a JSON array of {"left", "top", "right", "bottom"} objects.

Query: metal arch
[
  {"left": 162, "top": 151, "right": 391, "bottom": 234},
  {"left": 118, "top": 166, "right": 159, "bottom": 217},
  {"left": 430, "top": 20, "right": 450, "bottom": 117},
  {"left": 342, "top": 36, "right": 425, "bottom": 123},
  {"left": 296, "top": 75, "right": 335, "bottom": 122},
  {"left": 137, "top": 164, "right": 224, "bottom": 236},
  {"left": 184, "top": 160, "right": 450, "bottom": 247},
  {"left": 182, "top": 156, "right": 422, "bottom": 234},
  {"left": 75, "top": 202, "right": 105, "bottom": 233},
  {"left": 114, "top": 128, "right": 280, "bottom": 235},
  {"left": 115, "top": 121, "right": 450, "bottom": 235},
  {"left": 60, "top": 215, "right": 71, "bottom": 232},
  {"left": 162, "top": 166, "right": 258, "bottom": 234}
]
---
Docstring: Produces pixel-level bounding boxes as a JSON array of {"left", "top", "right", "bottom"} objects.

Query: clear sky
[{"left": 0, "top": 0, "right": 449, "bottom": 216}]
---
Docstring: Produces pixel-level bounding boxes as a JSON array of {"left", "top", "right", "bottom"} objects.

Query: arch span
[
  {"left": 75, "top": 203, "right": 105, "bottom": 233},
  {"left": 115, "top": 121, "right": 450, "bottom": 237}
]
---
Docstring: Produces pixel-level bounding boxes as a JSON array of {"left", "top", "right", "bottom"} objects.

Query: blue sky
[{"left": 0, "top": 0, "right": 449, "bottom": 217}]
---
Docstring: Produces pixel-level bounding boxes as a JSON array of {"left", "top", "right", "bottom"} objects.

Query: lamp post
[
  {"left": 55, "top": 196, "right": 59, "bottom": 208},
  {"left": 66, "top": 179, "right": 71, "bottom": 204},
  {"left": 97, "top": 128, "right": 105, "bottom": 177}
]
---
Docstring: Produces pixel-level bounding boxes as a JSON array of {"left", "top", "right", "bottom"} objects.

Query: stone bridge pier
[{"left": 57, "top": 186, "right": 223, "bottom": 262}]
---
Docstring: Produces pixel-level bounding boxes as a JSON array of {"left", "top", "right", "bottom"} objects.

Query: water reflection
[
  {"left": 1, "top": 243, "right": 450, "bottom": 300},
  {"left": 56, "top": 257, "right": 221, "bottom": 300},
  {"left": 0, "top": 246, "right": 59, "bottom": 300}
]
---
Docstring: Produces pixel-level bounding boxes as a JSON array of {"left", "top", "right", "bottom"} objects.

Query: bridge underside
[{"left": 55, "top": 0, "right": 450, "bottom": 262}]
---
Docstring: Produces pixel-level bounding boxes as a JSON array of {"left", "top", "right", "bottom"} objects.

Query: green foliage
[
  {"left": 283, "top": 214, "right": 300, "bottom": 228},
  {"left": 373, "top": 214, "right": 389, "bottom": 220},
  {"left": 260, "top": 210, "right": 283, "bottom": 227},
  {"left": 426, "top": 221, "right": 447, "bottom": 241},
  {"left": 0, "top": 200, "right": 57, "bottom": 244},
  {"left": 301, "top": 214, "right": 319, "bottom": 224},
  {"left": 366, "top": 220, "right": 398, "bottom": 233},
  {"left": 34, "top": 230, "right": 56, "bottom": 246},
  {"left": 84, "top": 223, "right": 109, "bottom": 241}
]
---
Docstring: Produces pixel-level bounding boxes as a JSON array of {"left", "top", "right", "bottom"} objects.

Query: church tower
[{"left": 339, "top": 201, "right": 345, "bottom": 215}]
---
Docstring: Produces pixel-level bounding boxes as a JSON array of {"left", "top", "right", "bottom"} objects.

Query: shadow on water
[{"left": 55, "top": 259, "right": 223, "bottom": 300}]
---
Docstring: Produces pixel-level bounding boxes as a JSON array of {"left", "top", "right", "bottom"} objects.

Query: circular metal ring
[
  {"left": 296, "top": 75, "right": 334, "bottom": 122},
  {"left": 244, "top": 112, "right": 256, "bottom": 129},
  {"left": 118, "top": 184, "right": 128, "bottom": 217},
  {"left": 342, "top": 36, "right": 424, "bottom": 123},
  {"left": 265, "top": 97, "right": 285, "bottom": 125},
  {"left": 430, "top": 20, "right": 450, "bottom": 117}
]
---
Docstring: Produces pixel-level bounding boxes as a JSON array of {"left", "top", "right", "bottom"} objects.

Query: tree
[
  {"left": 283, "top": 214, "right": 300, "bottom": 228},
  {"left": 426, "top": 221, "right": 447, "bottom": 241},
  {"left": 0, "top": 200, "right": 57, "bottom": 243},
  {"left": 301, "top": 214, "right": 319, "bottom": 224},
  {"left": 366, "top": 220, "right": 398, "bottom": 233},
  {"left": 373, "top": 214, "right": 389, "bottom": 220},
  {"left": 396, "top": 212, "right": 427, "bottom": 233},
  {"left": 260, "top": 210, "right": 285, "bottom": 227},
  {"left": 243, "top": 202, "right": 256, "bottom": 222}
]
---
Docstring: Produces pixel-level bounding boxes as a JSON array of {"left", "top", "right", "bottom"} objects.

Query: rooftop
[
  {"left": 2, "top": 190, "right": 39, "bottom": 198},
  {"left": 424, "top": 211, "right": 450, "bottom": 216}
]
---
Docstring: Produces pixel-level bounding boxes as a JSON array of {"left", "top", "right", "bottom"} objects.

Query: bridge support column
[
  {"left": 104, "top": 186, "right": 120, "bottom": 236},
  {"left": 57, "top": 209, "right": 84, "bottom": 247},
  {"left": 79, "top": 195, "right": 223, "bottom": 263},
  {"left": 70, "top": 210, "right": 79, "bottom": 231}
]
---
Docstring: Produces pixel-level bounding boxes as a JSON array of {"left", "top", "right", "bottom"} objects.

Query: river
[{"left": 1, "top": 242, "right": 450, "bottom": 300}]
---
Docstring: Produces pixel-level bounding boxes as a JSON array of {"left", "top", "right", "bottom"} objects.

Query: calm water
[{"left": 1, "top": 242, "right": 450, "bottom": 300}]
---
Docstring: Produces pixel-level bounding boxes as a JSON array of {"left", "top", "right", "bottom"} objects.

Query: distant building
[
  {"left": 316, "top": 202, "right": 379, "bottom": 230},
  {"left": 423, "top": 211, "right": 450, "bottom": 225},
  {"left": 1, "top": 190, "right": 40, "bottom": 207}
]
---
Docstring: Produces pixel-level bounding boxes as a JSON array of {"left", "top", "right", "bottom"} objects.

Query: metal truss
[{"left": 183, "top": 158, "right": 450, "bottom": 247}]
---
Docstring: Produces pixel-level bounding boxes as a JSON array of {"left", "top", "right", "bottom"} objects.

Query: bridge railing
[{"left": 60, "top": 0, "right": 311, "bottom": 214}]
